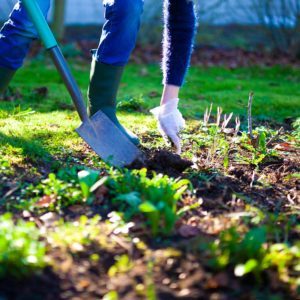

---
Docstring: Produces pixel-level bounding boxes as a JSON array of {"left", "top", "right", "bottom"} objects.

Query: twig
[
  {"left": 111, "top": 235, "right": 131, "bottom": 251},
  {"left": 222, "top": 113, "right": 233, "bottom": 130},
  {"left": 216, "top": 107, "right": 223, "bottom": 127},
  {"left": 235, "top": 116, "right": 241, "bottom": 135},
  {"left": 266, "top": 127, "right": 284, "bottom": 147},
  {"left": 248, "top": 92, "right": 254, "bottom": 140},
  {"left": 250, "top": 170, "right": 256, "bottom": 188},
  {"left": 0, "top": 184, "right": 20, "bottom": 204},
  {"left": 203, "top": 103, "right": 213, "bottom": 126}
]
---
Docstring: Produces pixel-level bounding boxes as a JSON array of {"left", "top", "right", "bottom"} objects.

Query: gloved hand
[{"left": 150, "top": 98, "right": 185, "bottom": 154}]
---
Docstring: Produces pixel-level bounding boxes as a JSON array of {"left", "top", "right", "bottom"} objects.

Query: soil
[
  {"left": 1, "top": 137, "right": 299, "bottom": 299},
  {"left": 128, "top": 149, "right": 193, "bottom": 177}
]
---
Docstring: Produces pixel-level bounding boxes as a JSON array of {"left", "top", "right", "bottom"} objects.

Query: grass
[
  {"left": 8, "top": 59, "right": 300, "bottom": 120},
  {"left": 0, "top": 57, "right": 299, "bottom": 299},
  {"left": 0, "top": 58, "right": 299, "bottom": 167}
]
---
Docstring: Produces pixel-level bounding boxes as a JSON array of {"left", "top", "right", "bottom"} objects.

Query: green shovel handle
[
  {"left": 22, "top": 0, "right": 89, "bottom": 122},
  {"left": 22, "top": 0, "right": 57, "bottom": 49}
]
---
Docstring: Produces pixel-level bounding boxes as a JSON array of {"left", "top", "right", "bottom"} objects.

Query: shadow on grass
[
  {"left": 0, "top": 132, "right": 54, "bottom": 165},
  {"left": 0, "top": 85, "right": 78, "bottom": 115}
]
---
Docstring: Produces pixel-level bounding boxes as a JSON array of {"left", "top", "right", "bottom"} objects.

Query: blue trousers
[{"left": 0, "top": 0, "right": 196, "bottom": 86}]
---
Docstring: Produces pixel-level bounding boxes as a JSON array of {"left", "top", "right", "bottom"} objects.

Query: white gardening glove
[{"left": 150, "top": 98, "right": 185, "bottom": 155}]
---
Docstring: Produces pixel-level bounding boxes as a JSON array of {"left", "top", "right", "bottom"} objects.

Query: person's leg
[
  {"left": 88, "top": 0, "right": 144, "bottom": 145},
  {"left": 0, "top": 0, "right": 51, "bottom": 94},
  {"left": 161, "top": 0, "right": 196, "bottom": 105},
  {"left": 0, "top": 67, "right": 15, "bottom": 95}
]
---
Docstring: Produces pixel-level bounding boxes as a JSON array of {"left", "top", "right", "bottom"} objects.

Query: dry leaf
[
  {"left": 274, "top": 142, "right": 297, "bottom": 152},
  {"left": 36, "top": 195, "right": 57, "bottom": 208},
  {"left": 77, "top": 279, "right": 91, "bottom": 290}
]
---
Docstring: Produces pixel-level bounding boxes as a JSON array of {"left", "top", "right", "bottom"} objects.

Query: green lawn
[
  {"left": 7, "top": 59, "right": 300, "bottom": 121},
  {"left": 1, "top": 59, "right": 299, "bottom": 166}
]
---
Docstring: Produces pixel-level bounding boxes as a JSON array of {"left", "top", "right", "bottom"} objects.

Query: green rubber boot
[
  {"left": 87, "top": 59, "right": 140, "bottom": 146},
  {"left": 0, "top": 66, "right": 16, "bottom": 96}
]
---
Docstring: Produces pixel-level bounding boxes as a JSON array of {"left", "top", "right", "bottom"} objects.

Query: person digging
[{"left": 0, "top": 0, "right": 196, "bottom": 154}]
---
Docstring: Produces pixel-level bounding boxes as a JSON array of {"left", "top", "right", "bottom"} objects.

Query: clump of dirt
[
  {"left": 0, "top": 87, "right": 22, "bottom": 102},
  {"left": 32, "top": 86, "right": 49, "bottom": 100},
  {"left": 128, "top": 149, "right": 193, "bottom": 177}
]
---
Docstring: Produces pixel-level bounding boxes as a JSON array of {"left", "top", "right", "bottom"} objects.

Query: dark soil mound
[{"left": 128, "top": 149, "right": 193, "bottom": 177}]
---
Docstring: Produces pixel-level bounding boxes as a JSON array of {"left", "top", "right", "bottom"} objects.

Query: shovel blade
[{"left": 76, "top": 110, "right": 142, "bottom": 167}]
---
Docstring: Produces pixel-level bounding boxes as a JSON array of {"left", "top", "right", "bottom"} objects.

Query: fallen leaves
[
  {"left": 36, "top": 195, "right": 57, "bottom": 208},
  {"left": 274, "top": 142, "right": 298, "bottom": 152}
]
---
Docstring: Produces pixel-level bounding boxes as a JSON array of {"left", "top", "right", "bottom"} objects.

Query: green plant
[
  {"left": 263, "top": 243, "right": 300, "bottom": 282},
  {"left": 48, "top": 215, "right": 101, "bottom": 252},
  {"left": 265, "top": 213, "right": 298, "bottom": 244},
  {"left": 56, "top": 165, "right": 83, "bottom": 181},
  {"left": 10, "top": 105, "right": 36, "bottom": 119},
  {"left": 103, "top": 291, "right": 119, "bottom": 300},
  {"left": 106, "top": 168, "right": 191, "bottom": 235},
  {"left": 108, "top": 254, "right": 133, "bottom": 277},
  {"left": 292, "top": 117, "right": 300, "bottom": 142},
  {"left": 78, "top": 168, "right": 100, "bottom": 204},
  {"left": 117, "top": 94, "right": 147, "bottom": 112},
  {"left": 235, "top": 129, "right": 278, "bottom": 167},
  {"left": 218, "top": 138, "right": 230, "bottom": 169},
  {"left": 0, "top": 213, "right": 47, "bottom": 278},
  {"left": 145, "top": 260, "right": 157, "bottom": 300},
  {"left": 191, "top": 121, "right": 232, "bottom": 168},
  {"left": 203, "top": 225, "right": 300, "bottom": 284},
  {"left": 284, "top": 173, "right": 300, "bottom": 181},
  {"left": 206, "top": 226, "right": 264, "bottom": 271},
  {"left": 206, "top": 125, "right": 222, "bottom": 164},
  {"left": 0, "top": 157, "right": 13, "bottom": 176},
  {"left": 16, "top": 172, "right": 84, "bottom": 212}
]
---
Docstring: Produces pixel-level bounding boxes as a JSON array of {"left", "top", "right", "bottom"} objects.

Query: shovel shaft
[
  {"left": 22, "top": 0, "right": 57, "bottom": 50},
  {"left": 22, "top": 0, "right": 89, "bottom": 122},
  {"left": 49, "top": 47, "right": 89, "bottom": 122}
]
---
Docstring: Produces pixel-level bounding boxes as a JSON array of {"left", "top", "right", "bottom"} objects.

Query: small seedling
[
  {"left": 248, "top": 92, "right": 254, "bottom": 140},
  {"left": 106, "top": 168, "right": 191, "bottom": 235},
  {"left": 48, "top": 215, "right": 102, "bottom": 252},
  {"left": 0, "top": 213, "right": 47, "bottom": 278},
  {"left": 202, "top": 225, "right": 300, "bottom": 285},
  {"left": 16, "top": 171, "right": 85, "bottom": 212},
  {"left": 78, "top": 168, "right": 100, "bottom": 203},
  {"left": 117, "top": 94, "right": 147, "bottom": 112},
  {"left": 108, "top": 254, "right": 133, "bottom": 277}
]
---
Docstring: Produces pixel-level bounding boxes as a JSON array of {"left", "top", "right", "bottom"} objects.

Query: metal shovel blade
[{"left": 76, "top": 110, "right": 143, "bottom": 167}]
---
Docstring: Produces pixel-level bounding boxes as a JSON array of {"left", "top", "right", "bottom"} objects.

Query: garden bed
[{"left": 0, "top": 118, "right": 299, "bottom": 300}]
